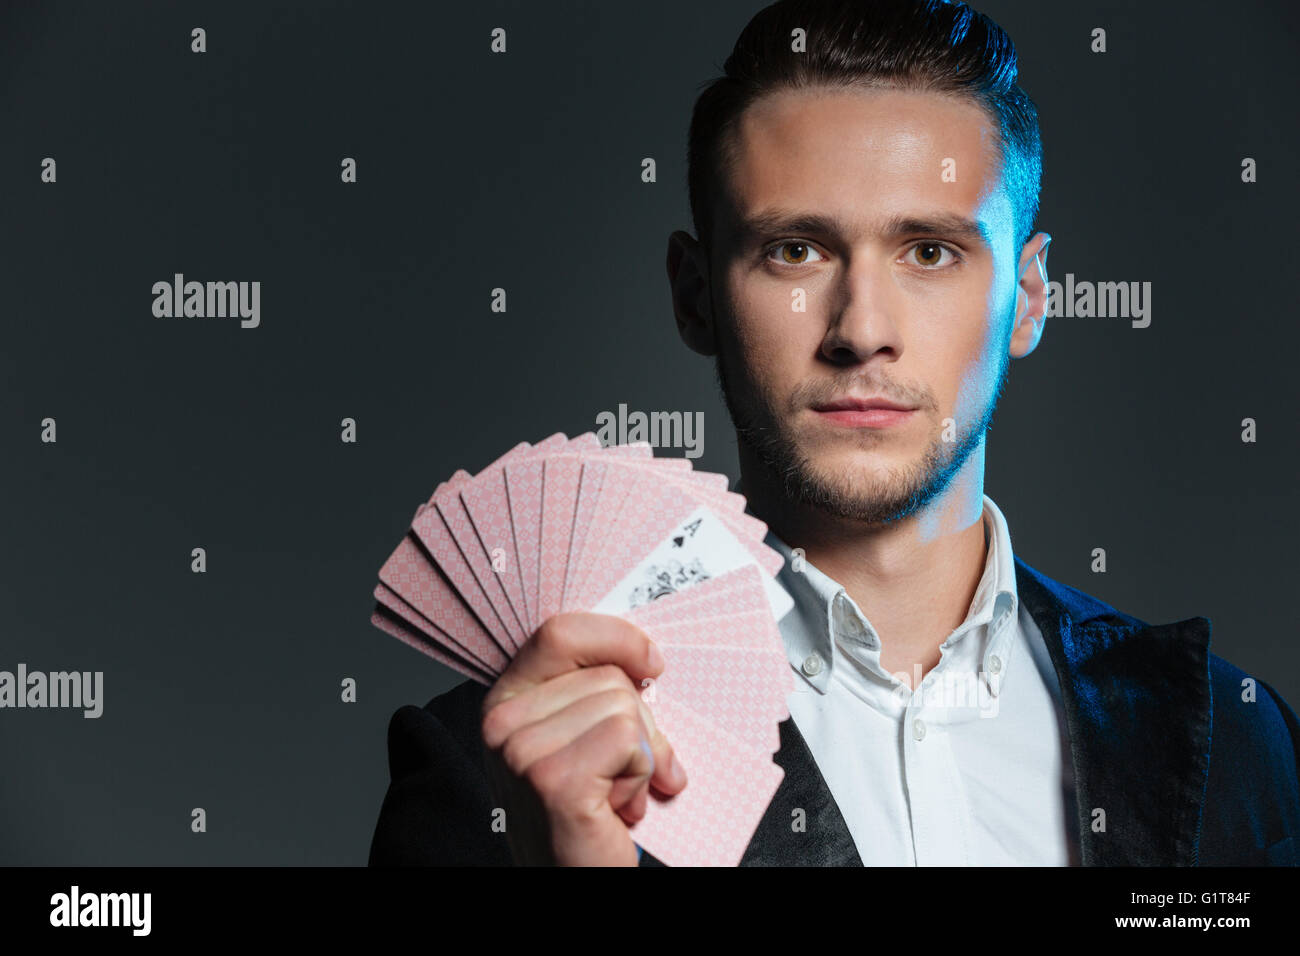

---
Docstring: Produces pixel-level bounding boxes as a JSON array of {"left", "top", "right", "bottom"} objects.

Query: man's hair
[{"left": 687, "top": 0, "right": 1043, "bottom": 253}]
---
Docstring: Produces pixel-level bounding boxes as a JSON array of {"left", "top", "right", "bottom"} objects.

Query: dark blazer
[{"left": 368, "top": 556, "right": 1300, "bottom": 866}]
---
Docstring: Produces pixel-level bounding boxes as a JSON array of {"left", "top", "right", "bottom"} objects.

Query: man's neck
[{"left": 739, "top": 446, "right": 989, "bottom": 688}]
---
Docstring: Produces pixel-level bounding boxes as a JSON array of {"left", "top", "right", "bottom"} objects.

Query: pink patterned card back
[
  {"left": 630, "top": 695, "right": 785, "bottom": 867},
  {"left": 370, "top": 604, "right": 493, "bottom": 686},
  {"left": 414, "top": 463, "right": 521, "bottom": 649}
]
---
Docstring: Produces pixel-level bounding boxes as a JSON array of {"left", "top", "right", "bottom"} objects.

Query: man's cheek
[{"left": 743, "top": 350, "right": 784, "bottom": 395}]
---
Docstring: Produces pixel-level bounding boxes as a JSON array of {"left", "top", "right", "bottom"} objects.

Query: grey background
[{"left": 1, "top": 0, "right": 1296, "bottom": 864}]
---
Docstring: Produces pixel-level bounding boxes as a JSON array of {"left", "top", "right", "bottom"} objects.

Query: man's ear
[
  {"left": 666, "top": 229, "right": 717, "bottom": 357},
  {"left": 1010, "top": 231, "right": 1052, "bottom": 359}
]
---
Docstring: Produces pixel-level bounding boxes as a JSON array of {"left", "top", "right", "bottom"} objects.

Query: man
[{"left": 368, "top": 0, "right": 1300, "bottom": 866}]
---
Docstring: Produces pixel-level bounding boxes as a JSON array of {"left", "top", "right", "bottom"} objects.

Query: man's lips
[
  {"left": 811, "top": 396, "right": 916, "bottom": 428},
  {"left": 814, "top": 396, "right": 914, "bottom": 412}
]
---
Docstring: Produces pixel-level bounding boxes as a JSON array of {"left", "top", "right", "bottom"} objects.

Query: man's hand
[{"left": 480, "top": 612, "right": 688, "bottom": 866}]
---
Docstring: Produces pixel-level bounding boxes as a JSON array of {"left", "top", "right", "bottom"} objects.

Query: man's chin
[
  {"left": 798, "top": 438, "right": 907, "bottom": 475},
  {"left": 787, "top": 471, "right": 920, "bottom": 525}
]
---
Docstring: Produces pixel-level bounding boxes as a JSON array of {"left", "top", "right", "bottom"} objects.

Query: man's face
[{"left": 708, "top": 86, "right": 1024, "bottom": 525}]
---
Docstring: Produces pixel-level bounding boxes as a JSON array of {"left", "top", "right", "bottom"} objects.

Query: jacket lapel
[
  {"left": 739, "top": 713, "right": 862, "bottom": 865},
  {"left": 1014, "top": 556, "right": 1213, "bottom": 865}
]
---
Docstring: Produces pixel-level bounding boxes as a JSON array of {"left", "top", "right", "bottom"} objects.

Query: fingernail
[
  {"left": 669, "top": 751, "right": 687, "bottom": 786},
  {"left": 647, "top": 640, "right": 665, "bottom": 672}
]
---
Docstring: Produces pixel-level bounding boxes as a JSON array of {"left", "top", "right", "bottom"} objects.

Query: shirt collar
[{"left": 760, "top": 494, "right": 1020, "bottom": 697}]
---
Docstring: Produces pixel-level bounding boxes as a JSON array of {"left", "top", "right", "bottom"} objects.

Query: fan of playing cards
[{"left": 368, "top": 431, "right": 796, "bottom": 866}]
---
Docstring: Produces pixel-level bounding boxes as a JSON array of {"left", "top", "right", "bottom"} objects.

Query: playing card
[
  {"left": 370, "top": 604, "right": 493, "bottom": 686},
  {"left": 413, "top": 463, "right": 523, "bottom": 650},
  {"left": 537, "top": 453, "right": 583, "bottom": 626},
  {"left": 559, "top": 442, "right": 653, "bottom": 617},
  {"left": 559, "top": 449, "right": 654, "bottom": 612},
  {"left": 630, "top": 695, "right": 785, "bottom": 867},
  {"left": 564, "top": 458, "right": 781, "bottom": 611},
  {"left": 585, "top": 498, "right": 793, "bottom": 621},
  {"left": 457, "top": 434, "right": 596, "bottom": 641},
  {"left": 636, "top": 595, "right": 794, "bottom": 752},
  {"left": 372, "top": 580, "right": 500, "bottom": 680},
  {"left": 379, "top": 497, "right": 511, "bottom": 671},
  {"left": 624, "top": 572, "right": 758, "bottom": 628},
  {"left": 626, "top": 564, "right": 785, "bottom": 638},
  {"left": 443, "top": 436, "right": 573, "bottom": 648},
  {"left": 650, "top": 643, "right": 789, "bottom": 752},
  {"left": 458, "top": 461, "right": 536, "bottom": 643},
  {"left": 369, "top": 432, "right": 795, "bottom": 865}
]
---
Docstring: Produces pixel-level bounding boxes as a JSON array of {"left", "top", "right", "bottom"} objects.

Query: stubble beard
[{"left": 714, "top": 344, "right": 1010, "bottom": 528}]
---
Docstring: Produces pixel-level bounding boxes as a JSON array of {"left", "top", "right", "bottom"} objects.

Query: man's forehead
[
  {"left": 730, "top": 85, "right": 998, "bottom": 165},
  {"left": 717, "top": 88, "right": 1009, "bottom": 246}
]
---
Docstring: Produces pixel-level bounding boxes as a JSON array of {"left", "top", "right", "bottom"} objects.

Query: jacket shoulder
[
  {"left": 422, "top": 678, "right": 493, "bottom": 756},
  {"left": 368, "top": 679, "right": 509, "bottom": 866},
  {"left": 1207, "top": 655, "right": 1300, "bottom": 777},
  {"left": 1198, "top": 654, "right": 1300, "bottom": 864}
]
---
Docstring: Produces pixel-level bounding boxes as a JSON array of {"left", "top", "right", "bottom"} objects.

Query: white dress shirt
[{"left": 763, "top": 494, "right": 1079, "bottom": 865}]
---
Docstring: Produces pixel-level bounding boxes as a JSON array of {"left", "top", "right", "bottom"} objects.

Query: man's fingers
[
  {"left": 645, "top": 727, "right": 687, "bottom": 795},
  {"left": 612, "top": 779, "right": 649, "bottom": 825},
  {"left": 482, "top": 664, "right": 641, "bottom": 749},
  {"left": 525, "top": 715, "right": 657, "bottom": 865},
  {"left": 606, "top": 731, "right": 686, "bottom": 810},
  {"left": 498, "top": 689, "right": 645, "bottom": 774},
  {"left": 487, "top": 613, "right": 665, "bottom": 707},
  {"left": 527, "top": 714, "right": 655, "bottom": 802},
  {"left": 484, "top": 668, "right": 684, "bottom": 795}
]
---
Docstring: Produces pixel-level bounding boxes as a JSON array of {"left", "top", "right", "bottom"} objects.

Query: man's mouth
[{"left": 811, "top": 395, "right": 916, "bottom": 429}]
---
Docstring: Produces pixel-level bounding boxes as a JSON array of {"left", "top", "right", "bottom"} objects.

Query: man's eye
[
  {"left": 906, "top": 242, "right": 960, "bottom": 268},
  {"left": 766, "top": 241, "right": 826, "bottom": 266}
]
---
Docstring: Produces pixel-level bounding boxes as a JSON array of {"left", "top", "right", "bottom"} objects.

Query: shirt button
[
  {"left": 801, "top": 653, "right": 824, "bottom": 677},
  {"left": 988, "top": 654, "right": 1002, "bottom": 674},
  {"left": 912, "top": 718, "right": 926, "bottom": 741}
]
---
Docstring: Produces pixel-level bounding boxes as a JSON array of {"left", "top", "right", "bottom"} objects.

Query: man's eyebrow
[{"left": 735, "top": 209, "right": 992, "bottom": 246}]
